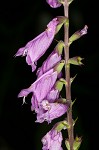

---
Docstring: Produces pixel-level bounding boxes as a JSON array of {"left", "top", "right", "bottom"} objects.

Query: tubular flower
[
  {"left": 31, "top": 88, "right": 59, "bottom": 112},
  {"left": 18, "top": 69, "right": 57, "bottom": 105},
  {"left": 46, "top": 0, "right": 62, "bottom": 8},
  {"left": 42, "top": 124, "right": 63, "bottom": 150},
  {"left": 15, "top": 18, "right": 59, "bottom": 72},
  {"left": 37, "top": 41, "right": 64, "bottom": 78},
  {"left": 37, "top": 50, "right": 61, "bottom": 78},
  {"left": 36, "top": 100, "right": 68, "bottom": 123}
]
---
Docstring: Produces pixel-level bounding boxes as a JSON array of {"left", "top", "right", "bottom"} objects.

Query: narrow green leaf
[
  {"left": 70, "top": 74, "right": 77, "bottom": 84},
  {"left": 73, "top": 116, "right": 78, "bottom": 126}
]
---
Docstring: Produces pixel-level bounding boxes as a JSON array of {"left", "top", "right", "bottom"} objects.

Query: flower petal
[
  {"left": 37, "top": 51, "right": 61, "bottom": 78},
  {"left": 46, "top": 88, "right": 59, "bottom": 103},
  {"left": 46, "top": 0, "right": 62, "bottom": 8},
  {"left": 42, "top": 124, "right": 63, "bottom": 150},
  {"left": 36, "top": 100, "right": 68, "bottom": 123},
  {"left": 18, "top": 69, "right": 57, "bottom": 102}
]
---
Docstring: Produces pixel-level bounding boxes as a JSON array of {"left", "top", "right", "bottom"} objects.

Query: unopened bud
[
  {"left": 69, "top": 25, "right": 88, "bottom": 46},
  {"left": 68, "top": 56, "right": 84, "bottom": 66},
  {"left": 73, "top": 136, "right": 82, "bottom": 150}
]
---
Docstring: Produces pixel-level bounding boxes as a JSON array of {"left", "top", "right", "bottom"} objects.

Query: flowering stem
[{"left": 64, "top": 0, "right": 74, "bottom": 149}]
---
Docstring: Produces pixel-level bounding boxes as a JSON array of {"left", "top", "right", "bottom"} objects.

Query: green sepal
[
  {"left": 55, "top": 78, "right": 67, "bottom": 91},
  {"left": 65, "top": 139, "right": 70, "bottom": 150},
  {"left": 55, "top": 41, "right": 65, "bottom": 55},
  {"left": 56, "top": 16, "right": 69, "bottom": 34},
  {"left": 58, "top": 0, "right": 73, "bottom": 5},
  {"left": 70, "top": 74, "right": 77, "bottom": 84},
  {"left": 56, "top": 98, "right": 67, "bottom": 104},
  {"left": 54, "top": 60, "right": 65, "bottom": 74},
  {"left": 58, "top": 0, "right": 64, "bottom": 5},
  {"left": 65, "top": 136, "right": 82, "bottom": 150},
  {"left": 69, "top": 33, "right": 81, "bottom": 46},
  {"left": 55, "top": 120, "right": 70, "bottom": 132},
  {"left": 73, "top": 136, "right": 82, "bottom": 150},
  {"left": 68, "top": 57, "right": 84, "bottom": 66},
  {"left": 68, "top": 0, "right": 74, "bottom": 5}
]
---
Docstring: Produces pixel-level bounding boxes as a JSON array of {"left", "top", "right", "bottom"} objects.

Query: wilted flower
[
  {"left": 15, "top": 18, "right": 59, "bottom": 72},
  {"left": 36, "top": 100, "right": 68, "bottom": 123},
  {"left": 18, "top": 69, "right": 57, "bottom": 104},
  {"left": 46, "top": 0, "right": 62, "bottom": 8},
  {"left": 42, "top": 124, "right": 63, "bottom": 150}
]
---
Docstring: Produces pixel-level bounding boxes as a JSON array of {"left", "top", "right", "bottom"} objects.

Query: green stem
[{"left": 64, "top": 1, "right": 74, "bottom": 149}]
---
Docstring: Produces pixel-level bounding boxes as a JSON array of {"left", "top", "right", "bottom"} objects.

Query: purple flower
[
  {"left": 31, "top": 88, "right": 59, "bottom": 111},
  {"left": 46, "top": 0, "right": 62, "bottom": 8},
  {"left": 18, "top": 69, "right": 57, "bottom": 105},
  {"left": 15, "top": 18, "right": 59, "bottom": 72},
  {"left": 37, "top": 49, "right": 61, "bottom": 78},
  {"left": 42, "top": 124, "right": 63, "bottom": 150},
  {"left": 36, "top": 100, "right": 68, "bottom": 123},
  {"left": 46, "top": 88, "right": 59, "bottom": 103},
  {"left": 80, "top": 25, "right": 88, "bottom": 36}
]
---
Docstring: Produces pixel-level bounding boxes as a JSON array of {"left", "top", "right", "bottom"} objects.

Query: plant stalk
[{"left": 64, "top": 0, "right": 74, "bottom": 149}]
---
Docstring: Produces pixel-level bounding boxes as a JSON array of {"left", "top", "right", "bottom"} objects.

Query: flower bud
[
  {"left": 68, "top": 56, "right": 84, "bottom": 66},
  {"left": 46, "top": 0, "right": 62, "bottom": 8},
  {"left": 73, "top": 136, "right": 82, "bottom": 150},
  {"left": 69, "top": 25, "right": 88, "bottom": 46}
]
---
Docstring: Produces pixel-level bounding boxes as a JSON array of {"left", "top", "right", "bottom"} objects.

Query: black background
[{"left": 0, "top": 0, "right": 99, "bottom": 150}]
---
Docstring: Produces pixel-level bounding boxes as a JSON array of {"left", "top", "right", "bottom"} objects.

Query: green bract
[{"left": 54, "top": 60, "right": 65, "bottom": 74}]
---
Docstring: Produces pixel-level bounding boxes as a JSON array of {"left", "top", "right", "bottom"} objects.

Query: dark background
[{"left": 0, "top": 0, "right": 99, "bottom": 150}]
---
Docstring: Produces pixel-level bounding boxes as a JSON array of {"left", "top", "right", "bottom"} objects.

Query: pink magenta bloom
[
  {"left": 46, "top": 88, "right": 59, "bottom": 103},
  {"left": 15, "top": 18, "right": 59, "bottom": 72},
  {"left": 46, "top": 0, "right": 62, "bottom": 8},
  {"left": 18, "top": 69, "right": 57, "bottom": 104},
  {"left": 37, "top": 50, "right": 61, "bottom": 78},
  {"left": 42, "top": 124, "right": 63, "bottom": 150},
  {"left": 31, "top": 88, "right": 59, "bottom": 111},
  {"left": 36, "top": 100, "right": 68, "bottom": 123}
]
